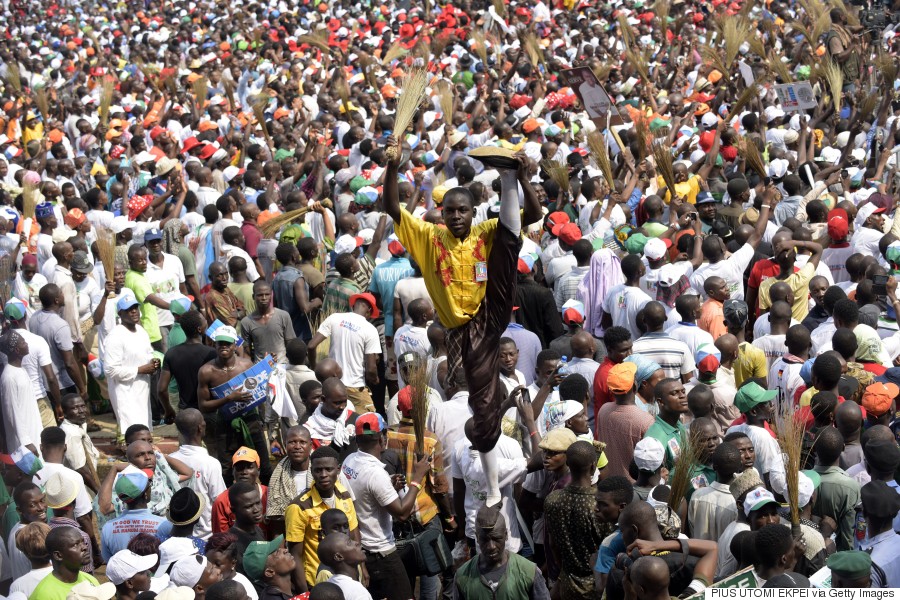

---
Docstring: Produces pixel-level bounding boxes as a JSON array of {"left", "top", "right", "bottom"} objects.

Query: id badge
[{"left": 474, "top": 262, "right": 488, "bottom": 282}]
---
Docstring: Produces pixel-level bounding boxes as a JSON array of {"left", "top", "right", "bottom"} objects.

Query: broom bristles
[
  {"left": 472, "top": 29, "right": 489, "bottom": 66},
  {"left": 96, "top": 226, "right": 117, "bottom": 283},
  {"left": 541, "top": 159, "right": 570, "bottom": 193},
  {"left": 768, "top": 50, "right": 794, "bottom": 83},
  {"left": 653, "top": 144, "right": 677, "bottom": 198},
  {"left": 223, "top": 79, "right": 237, "bottom": 112},
  {"left": 668, "top": 430, "right": 701, "bottom": 512},
  {"left": 405, "top": 357, "right": 434, "bottom": 456},
  {"left": 727, "top": 82, "right": 761, "bottom": 122},
  {"left": 436, "top": 80, "right": 455, "bottom": 126},
  {"left": 260, "top": 200, "right": 334, "bottom": 239},
  {"left": 617, "top": 14, "right": 635, "bottom": 48},
  {"left": 698, "top": 45, "right": 729, "bottom": 79},
  {"left": 386, "top": 68, "right": 430, "bottom": 160},
  {"left": 298, "top": 32, "right": 331, "bottom": 53},
  {"left": 192, "top": 76, "right": 208, "bottom": 113},
  {"left": 492, "top": 0, "right": 507, "bottom": 19},
  {"left": 34, "top": 88, "right": 50, "bottom": 122},
  {"left": 824, "top": 61, "right": 844, "bottom": 116},
  {"left": 381, "top": 45, "right": 409, "bottom": 66},
  {"left": 723, "top": 17, "right": 752, "bottom": 68},
  {"left": 634, "top": 118, "right": 651, "bottom": 161},
  {"left": 23, "top": 180, "right": 39, "bottom": 220},
  {"left": 587, "top": 131, "right": 616, "bottom": 188},
  {"left": 335, "top": 74, "right": 351, "bottom": 115},
  {"left": 99, "top": 76, "right": 116, "bottom": 129},
  {"left": 876, "top": 53, "right": 898, "bottom": 87},
  {"left": 653, "top": 0, "right": 670, "bottom": 40},
  {"left": 774, "top": 400, "right": 807, "bottom": 526},
  {"left": 740, "top": 137, "right": 768, "bottom": 179},
  {"left": 6, "top": 63, "right": 21, "bottom": 95}
]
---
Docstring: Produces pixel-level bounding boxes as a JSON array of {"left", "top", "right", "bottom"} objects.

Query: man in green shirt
[
  {"left": 644, "top": 377, "right": 689, "bottom": 469},
  {"left": 29, "top": 526, "right": 103, "bottom": 600},
  {"left": 123, "top": 245, "right": 172, "bottom": 346},
  {"left": 812, "top": 426, "right": 861, "bottom": 552}
]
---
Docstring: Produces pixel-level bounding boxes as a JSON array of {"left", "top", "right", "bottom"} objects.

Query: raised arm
[{"left": 382, "top": 135, "right": 403, "bottom": 223}]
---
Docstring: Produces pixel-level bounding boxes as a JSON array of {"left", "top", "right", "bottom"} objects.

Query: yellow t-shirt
[
  {"left": 284, "top": 483, "right": 358, "bottom": 587},
  {"left": 657, "top": 174, "right": 701, "bottom": 204},
  {"left": 757, "top": 263, "right": 816, "bottom": 322},
  {"left": 394, "top": 206, "right": 499, "bottom": 329},
  {"left": 735, "top": 342, "right": 768, "bottom": 387}
]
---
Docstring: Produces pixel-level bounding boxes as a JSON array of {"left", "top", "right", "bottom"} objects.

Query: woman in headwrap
[
  {"left": 577, "top": 248, "right": 624, "bottom": 338},
  {"left": 163, "top": 218, "right": 203, "bottom": 307},
  {"left": 625, "top": 354, "right": 664, "bottom": 416}
]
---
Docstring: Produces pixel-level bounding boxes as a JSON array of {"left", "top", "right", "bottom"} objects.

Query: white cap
[
  {"left": 111, "top": 215, "right": 134, "bottom": 234},
  {"left": 643, "top": 237, "right": 669, "bottom": 261},
  {"left": 154, "top": 587, "right": 196, "bottom": 600},
  {"left": 797, "top": 471, "right": 815, "bottom": 508},
  {"left": 700, "top": 112, "right": 718, "bottom": 129},
  {"left": 133, "top": 151, "right": 156, "bottom": 166},
  {"left": 155, "top": 537, "right": 199, "bottom": 577},
  {"left": 818, "top": 147, "right": 841, "bottom": 165},
  {"left": 357, "top": 228, "right": 375, "bottom": 246},
  {"left": 633, "top": 437, "right": 665, "bottom": 472},
  {"left": 334, "top": 233, "right": 362, "bottom": 255},
  {"left": 764, "top": 106, "right": 785, "bottom": 123},
  {"left": 835, "top": 131, "right": 851, "bottom": 148},
  {"left": 106, "top": 550, "right": 159, "bottom": 585},
  {"left": 65, "top": 581, "right": 117, "bottom": 600},
  {"left": 743, "top": 487, "right": 778, "bottom": 517},
  {"left": 855, "top": 202, "right": 884, "bottom": 230},
  {"left": 768, "top": 158, "right": 789, "bottom": 179},
  {"left": 170, "top": 555, "right": 209, "bottom": 588}
]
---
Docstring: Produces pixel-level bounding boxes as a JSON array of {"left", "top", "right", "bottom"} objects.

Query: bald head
[
  {"left": 570, "top": 330, "right": 596, "bottom": 358},
  {"left": 642, "top": 302, "right": 667, "bottom": 332},
  {"left": 174, "top": 408, "right": 203, "bottom": 438},
  {"left": 834, "top": 401, "right": 862, "bottom": 439},
  {"left": 126, "top": 440, "right": 152, "bottom": 463},
  {"left": 715, "top": 333, "right": 739, "bottom": 362},
  {"left": 315, "top": 358, "right": 343, "bottom": 382},
  {"left": 630, "top": 556, "right": 670, "bottom": 597},
  {"left": 317, "top": 532, "right": 350, "bottom": 566},
  {"left": 769, "top": 301, "right": 792, "bottom": 324},
  {"left": 321, "top": 377, "right": 347, "bottom": 398},
  {"left": 769, "top": 282, "right": 794, "bottom": 305}
]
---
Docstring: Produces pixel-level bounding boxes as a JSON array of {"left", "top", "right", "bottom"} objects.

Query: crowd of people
[{"left": 1, "top": 0, "right": 900, "bottom": 597}]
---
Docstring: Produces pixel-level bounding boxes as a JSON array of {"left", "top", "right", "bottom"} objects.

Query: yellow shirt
[
  {"left": 657, "top": 174, "right": 701, "bottom": 204},
  {"left": 735, "top": 342, "right": 768, "bottom": 387},
  {"left": 395, "top": 206, "right": 499, "bottom": 329},
  {"left": 757, "top": 262, "right": 816, "bottom": 322},
  {"left": 284, "top": 483, "right": 358, "bottom": 587}
]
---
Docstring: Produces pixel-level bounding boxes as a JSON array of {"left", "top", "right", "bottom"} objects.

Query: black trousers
[{"left": 365, "top": 547, "right": 414, "bottom": 600}]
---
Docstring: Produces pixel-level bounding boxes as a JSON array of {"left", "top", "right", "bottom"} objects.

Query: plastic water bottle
[{"left": 554, "top": 356, "right": 569, "bottom": 390}]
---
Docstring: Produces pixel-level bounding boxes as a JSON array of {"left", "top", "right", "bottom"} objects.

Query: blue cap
[
  {"left": 117, "top": 294, "right": 140, "bottom": 311},
  {"left": 144, "top": 228, "right": 163, "bottom": 242}
]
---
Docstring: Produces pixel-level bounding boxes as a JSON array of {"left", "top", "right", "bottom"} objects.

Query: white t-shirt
[
  {"left": 317, "top": 312, "right": 382, "bottom": 388},
  {"left": 328, "top": 574, "right": 374, "bottom": 600},
  {"left": 822, "top": 245, "right": 854, "bottom": 284},
  {"left": 768, "top": 357, "right": 806, "bottom": 409},
  {"left": 753, "top": 314, "right": 800, "bottom": 340},
  {"left": 292, "top": 469, "right": 309, "bottom": 496},
  {"left": 751, "top": 334, "right": 787, "bottom": 370},
  {"left": 1, "top": 365, "right": 40, "bottom": 452},
  {"left": 393, "top": 278, "right": 430, "bottom": 327},
  {"left": 665, "top": 323, "right": 714, "bottom": 361},
  {"left": 545, "top": 253, "right": 577, "bottom": 287},
  {"left": 341, "top": 451, "right": 399, "bottom": 553},
  {"left": 15, "top": 329, "right": 52, "bottom": 401},
  {"left": 33, "top": 463, "right": 92, "bottom": 518},
  {"left": 168, "top": 445, "right": 227, "bottom": 539},
  {"left": 145, "top": 252, "right": 185, "bottom": 328},
  {"left": 602, "top": 284, "right": 652, "bottom": 340},
  {"left": 9, "top": 565, "right": 52, "bottom": 597},
  {"left": 690, "top": 243, "right": 756, "bottom": 301}
]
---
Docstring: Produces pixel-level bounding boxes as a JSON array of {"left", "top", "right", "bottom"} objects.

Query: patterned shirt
[
  {"left": 323, "top": 277, "right": 361, "bottom": 315},
  {"left": 544, "top": 485, "right": 606, "bottom": 592},
  {"left": 553, "top": 265, "right": 589, "bottom": 311}
]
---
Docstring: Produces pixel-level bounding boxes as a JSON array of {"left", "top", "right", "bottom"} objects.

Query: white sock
[
  {"left": 481, "top": 448, "right": 502, "bottom": 507},
  {"left": 498, "top": 170, "right": 521, "bottom": 236}
]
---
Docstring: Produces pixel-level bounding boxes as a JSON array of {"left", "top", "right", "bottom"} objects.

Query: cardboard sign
[
  {"left": 561, "top": 66, "right": 613, "bottom": 119},
  {"left": 774, "top": 82, "right": 817, "bottom": 112},
  {"left": 212, "top": 355, "right": 277, "bottom": 420}
]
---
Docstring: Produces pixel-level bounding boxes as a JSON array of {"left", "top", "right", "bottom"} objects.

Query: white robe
[
  {"left": 103, "top": 324, "right": 154, "bottom": 433},
  {"left": 0, "top": 364, "right": 41, "bottom": 454}
]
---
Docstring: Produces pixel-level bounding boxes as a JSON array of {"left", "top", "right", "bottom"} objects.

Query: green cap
[
  {"left": 801, "top": 469, "right": 821, "bottom": 490},
  {"left": 624, "top": 233, "right": 650, "bottom": 255},
  {"left": 734, "top": 382, "right": 776, "bottom": 414},
  {"left": 649, "top": 117, "right": 670, "bottom": 133},
  {"left": 243, "top": 535, "right": 285, "bottom": 582},
  {"left": 826, "top": 551, "right": 872, "bottom": 580},
  {"left": 273, "top": 148, "right": 295, "bottom": 162},
  {"left": 349, "top": 176, "right": 375, "bottom": 194}
]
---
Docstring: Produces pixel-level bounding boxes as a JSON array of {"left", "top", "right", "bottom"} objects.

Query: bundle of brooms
[
  {"left": 261, "top": 199, "right": 334, "bottom": 239},
  {"left": 384, "top": 68, "right": 430, "bottom": 161},
  {"left": 668, "top": 429, "right": 701, "bottom": 513},
  {"left": 192, "top": 76, "right": 208, "bottom": 114},
  {"left": 520, "top": 31, "right": 545, "bottom": 71},
  {"left": 435, "top": 80, "right": 455, "bottom": 125},
  {"left": 823, "top": 61, "right": 844, "bottom": 116},
  {"left": 298, "top": 31, "right": 330, "bottom": 53},
  {"left": 99, "top": 76, "right": 116, "bottom": 129},
  {"left": 726, "top": 81, "right": 762, "bottom": 122},
  {"left": 541, "top": 159, "right": 570, "bottom": 194},
  {"left": 251, "top": 93, "right": 275, "bottom": 151},
  {"left": 381, "top": 45, "right": 408, "bottom": 67},
  {"left": 774, "top": 400, "right": 807, "bottom": 535},
  {"left": 587, "top": 131, "right": 615, "bottom": 188},
  {"left": 95, "top": 226, "right": 117, "bottom": 284},
  {"left": 740, "top": 137, "right": 768, "bottom": 180},
  {"left": 653, "top": 143, "right": 678, "bottom": 198},
  {"left": 33, "top": 87, "right": 50, "bottom": 123},
  {"left": 404, "top": 356, "right": 434, "bottom": 455},
  {"left": 472, "top": 29, "right": 489, "bottom": 66},
  {"left": 5, "top": 63, "right": 22, "bottom": 97}
]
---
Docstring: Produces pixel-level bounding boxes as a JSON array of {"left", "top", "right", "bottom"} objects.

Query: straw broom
[
  {"left": 192, "top": 76, "right": 208, "bottom": 114},
  {"left": 472, "top": 29, "right": 489, "bottom": 66},
  {"left": 747, "top": 35, "right": 768, "bottom": 59},
  {"left": 823, "top": 61, "right": 843, "bottom": 116},
  {"left": 20, "top": 178, "right": 39, "bottom": 250},
  {"left": 5, "top": 63, "right": 21, "bottom": 97},
  {"left": 251, "top": 93, "right": 275, "bottom": 152},
  {"left": 0, "top": 255, "right": 12, "bottom": 306},
  {"left": 768, "top": 50, "right": 794, "bottom": 83},
  {"left": 223, "top": 79, "right": 237, "bottom": 112},
  {"left": 492, "top": 0, "right": 507, "bottom": 20},
  {"left": 260, "top": 199, "right": 334, "bottom": 239},
  {"left": 740, "top": 138, "right": 768, "bottom": 179},
  {"left": 624, "top": 47, "right": 651, "bottom": 83},
  {"left": 405, "top": 356, "right": 433, "bottom": 455},
  {"left": 774, "top": 401, "right": 806, "bottom": 534},
  {"left": 668, "top": 430, "right": 700, "bottom": 513},
  {"left": 592, "top": 64, "right": 612, "bottom": 84},
  {"left": 859, "top": 93, "right": 881, "bottom": 119},
  {"left": 311, "top": 304, "right": 335, "bottom": 359},
  {"left": 435, "top": 80, "right": 455, "bottom": 125},
  {"left": 541, "top": 159, "right": 570, "bottom": 193},
  {"left": 698, "top": 45, "right": 729, "bottom": 79},
  {"left": 587, "top": 131, "right": 615, "bottom": 188},
  {"left": 359, "top": 53, "right": 379, "bottom": 94},
  {"left": 726, "top": 82, "right": 762, "bottom": 121},
  {"left": 617, "top": 14, "right": 635, "bottom": 48},
  {"left": 653, "top": 143, "right": 677, "bottom": 199},
  {"left": 520, "top": 31, "right": 545, "bottom": 70},
  {"left": 653, "top": 0, "right": 670, "bottom": 40},
  {"left": 298, "top": 32, "right": 331, "bottom": 53},
  {"left": 634, "top": 117, "right": 651, "bottom": 161},
  {"left": 99, "top": 76, "right": 115, "bottom": 129},
  {"left": 33, "top": 87, "right": 50, "bottom": 123},
  {"left": 876, "top": 53, "right": 898, "bottom": 87},
  {"left": 96, "top": 226, "right": 117, "bottom": 284},
  {"left": 334, "top": 73, "right": 351, "bottom": 115},
  {"left": 385, "top": 68, "right": 430, "bottom": 161},
  {"left": 723, "top": 17, "right": 751, "bottom": 68},
  {"left": 431, "top": 35, "right": 451, "bottom": 61},
  {"left": 381, "top": 45, "right": 409, "bottom": 66}
]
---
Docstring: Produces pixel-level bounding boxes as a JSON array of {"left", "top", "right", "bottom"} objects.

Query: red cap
[
  {"left": 388, "top": 240, "right": 405, "bottom": 256},
  {"left": 349, "top": 292, "right": 380, "bottom": 319},
  {"left": 182, "top": 136, "right": 201, "bottom": 154},
  {"left": 546, "top": 211, "right": 570, "bottom": 230},
  {"left": 827, "top": 208, "right": 849, "bottom": 240},
  {"left": 697, "top": 354, "right": 720, "bottom": 373},
  {"left": 355, "top": 412, "right": 387, "bottom": 436},
  {"left": 563, "top": 307, "right": 584, "bottom": 324},
  {"left": 555, "top": 222, "right": 582, "bottom": 246},
  {"left": 149, "top": 126, "right": 166, "bottom": 141},
  {"left": 198, "top": 144, "right": 217, "bottom": 160},
  {"left": 0, "top": 454, "right": 13, "bottom": 465}
]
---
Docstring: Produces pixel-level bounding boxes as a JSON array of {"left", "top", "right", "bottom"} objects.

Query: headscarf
[
  {"left": 162, "top": 218, "right": 183, "bottom": 255},
  {"left": 577, "top": 248, "right": 624, "bottom": 338},
  {"left": 625, "top": 354, "right": 663, "bottom": 389}
]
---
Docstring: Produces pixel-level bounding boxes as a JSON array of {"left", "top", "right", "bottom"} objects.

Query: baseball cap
[
  {"left": 106, "top": 550, "right": 158, "bottom": 585},
  {"left": 634, "top": 437, "right": 665, "bottom": 472},
  {"left": 695, "top": 191, "right": 716, "bottom": 205},
  {"left": 555, "top": 223, "right": 582, "bottom": 246},
  {"left": 355, "top": 412, "right": 387, "bottom": 436},
  {"left": 349, "top": 292, "right": 380, "bottom": 319},
  {"left": 734, "top": 382, "right": 777, "bottom": 414},
  {"left": 213, "top": 325, "right": 239, "bottom": 343},
  {"left": 0, "top": 446, "right": 43, "bottom": 476},
  {"left": 170, "top": 555, "right": 209, "bottom": 588},
  {"left": 624, "top": 233, "right": 650, "bottom": 255},
  {"left": 827, "top": 208, "right": 849, "bottom": 240},
  {"left": 561, "top": 299, "right": 585, "bottom": 325},
  {"left": 608, "top": 362, "right": 638, "bottom": 394},
  {"left": 855, "top": 202, "right": 885, "bottom": 230},
  {"left": 114, "top": 465, "right": 153, "bottom": 501},
  {"left": 155, "top": 588, "right": 195, "bottom": 600},
  {"left": 862, "top": 382, "right": 899, "bottom": 417},
  {"left": 111, "top": 215, "right": 135, "bottom": 235},
  {"left": 144, "top": 228, "right": 163, "bottom": 242},
  {"left": 116, "top": 293, "right": 140, "bottom": 312},
  {"left": 65, "top": 581, "right": 116, "bottom": 600},
  {"left": 232, "top": 446, "right": 260, "bottom": 466},
  {"left": 518, "top": 254, "right": 536, "bottom": 274},
  {"left": 743, "top": 487, "right": 779, "bottom": 516},
  {"left": 243, "top": 536, "right": 286, "bottom": 583},
  {"left": 169, "top": 295, "right": 193, "bottom": 316},
  {"left": 3, "top": 298, "right": 27, "bottom": 321},
  {"left": 723, "top": 299, "right": 749, "bottom": 328},
  {"left": 334, "top": 233, "right": 364, "bottom": 255},
  {"left": 696, "top": 344, "right": 721, "bottom": 374},
  {"left": 156, "top": 537, "right": 199, "bottom": 577},
  {"left": 797, "top": 470, "right": 817, "bottom": 508},
  {"left": 71, "top": 251, "right": 93, "bottom": 275},
  {"left": 643, "top": 237, "right": 671, "bottom": 261},
  {"left": 546, "top": 211, "right": 570, "bottom": 230},
  {"left": 387, "top": 234, "right": 405, "bottom": 256},
  {"left": 44, "top": 471, "right": 79, "bottom": 509},
  {"left": 538, "top": 428, "right": 577, "bottom": 452}
]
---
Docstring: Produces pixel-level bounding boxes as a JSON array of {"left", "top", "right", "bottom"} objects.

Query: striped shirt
[
  {"left": 631, "top": 332, "right": 696, "bottom": 380},
  {"left": 323, "top": 277, "right": 361, "bottom": 315},
  {"left": 553, "top": 265, "right": 589, "bottom": 311}
]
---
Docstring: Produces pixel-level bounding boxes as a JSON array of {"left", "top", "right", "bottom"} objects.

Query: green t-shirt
[
  {"left": 124, "top": 269, "right": 161, "bottom": 343},
  {"left": 167, "top": 323, "right": 187, "bottom": 348},
  {"left": 644, "top": 416, "right": 687, "bottom": 470},
  {"left": 177, "top": 244, "right": 198, "bottom": 279},
  {"left": 642, "top": 221, "right": 669, "bottom": 238},
  {"left": 29, "top": 571, "right": 99, "bottom": 600}
]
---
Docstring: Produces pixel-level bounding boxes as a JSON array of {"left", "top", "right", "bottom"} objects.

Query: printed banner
[
  {"left": 774, "top": 82, "right": 817, "bottom": 112},
  {"left": 212, "top": 355, "right": 276, "bottom": 419}
]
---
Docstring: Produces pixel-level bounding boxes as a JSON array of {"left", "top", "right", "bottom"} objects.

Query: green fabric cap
[
  {"left": 349, "top": 176, "right": 375, "bottom": 194},
  {"left": 649, "top": 117, "right": 670, "bottom": 133},
  {"left": 452, "top": 71, "right": 475, "bottom": 90},
  {"left": 826, "top": 551, "right": 872, "bottom": 580},
  {"left": 243, "top": 535, "right": 286, "bottom": 583},
  {"left": 624, "top": 232, "right": 650, "bottom": 254},
  {"left": 733, "top": 382, "right": 776, "bottom": 414},
  {"left": 273, "top": 148, "right": 295, "bottom": 162}
]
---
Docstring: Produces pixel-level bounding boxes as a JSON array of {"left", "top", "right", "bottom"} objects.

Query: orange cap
[
  {"left": 523, "top": 118, "right": 539, "bottom": 133},
  {"left": 48, "top": 129, "right": 64, "bottom": 144},
  {"left": 197, "top": 120, "right": 218, "bottom": 132},
  {"left": 708, "top": 70, "right": 722, "bottom": 84},
  {"left": 608, "top": 362, "right": 638, "bottom": 394},
  {"left": 232, "top": 446, "right": 260, "bottom": 466},
  {"left": 862, "top": 382, "right": 899, "bottom": 417}
]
